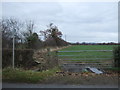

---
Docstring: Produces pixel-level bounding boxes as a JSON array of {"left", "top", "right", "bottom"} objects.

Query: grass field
[
  {"left": 58, "top": 45, "right": 117, "bottom": 63},
  {"left": 60, "top": 45, "right": 117, "bottom": 51}
]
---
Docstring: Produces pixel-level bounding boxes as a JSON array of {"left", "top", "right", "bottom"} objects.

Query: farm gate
[{"left": 57, "top": 50, "right": 114, "bottom": 72}]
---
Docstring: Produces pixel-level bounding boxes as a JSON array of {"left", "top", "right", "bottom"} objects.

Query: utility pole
[
  {"left": 12, "top": 29, "right": 16, "bottom": 69},
  {"left": 12, "top": 35, "right": 15, "bottom": 69}
]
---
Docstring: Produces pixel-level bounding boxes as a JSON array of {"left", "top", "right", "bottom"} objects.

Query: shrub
[
  {"left": 2, "top": 49, "right": 34, "bottom": 68},
  {"left": 113, "top": 46, "right": 120, "bottom": 67},
  {"left": 33, "top": 50, "right": 59, "bottom": 71}
]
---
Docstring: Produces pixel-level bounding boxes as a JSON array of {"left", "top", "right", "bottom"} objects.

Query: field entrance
[{"left": 57, "top": 45, "right": 115, "bottom": 72}]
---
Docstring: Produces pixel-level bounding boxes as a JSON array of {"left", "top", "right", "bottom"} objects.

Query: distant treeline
[{"left": 70, "top": 42, "right": 120, "bottom": 45}]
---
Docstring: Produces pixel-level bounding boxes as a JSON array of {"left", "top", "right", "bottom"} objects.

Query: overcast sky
[{"left": 2, "top": 2, "right": 118, "bottom": 43}]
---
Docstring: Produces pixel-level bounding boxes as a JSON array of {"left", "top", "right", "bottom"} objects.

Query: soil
[{"left": 42, "top": 70, "right": 119, "bottom": 85}]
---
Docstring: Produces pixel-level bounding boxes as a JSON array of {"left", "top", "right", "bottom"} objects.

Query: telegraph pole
[
  {"left": 12, "top": 29, "right": 16, "bottom": 69},
  {"left": 12, "top": 35, "right": 15, "bottom": 69}
]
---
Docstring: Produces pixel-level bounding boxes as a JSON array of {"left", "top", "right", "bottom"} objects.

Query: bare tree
[
  {"left": 1, "top": 18, "right": 22, "bottom": 48},
  {"left": 26, "top": 20, "right": 34, "bottom": 36},
  {"left": 22, "top": 20, "right": 35, "bottom": 42},
  {"left": 40, "top": 23, "right": 62, "bottom": 41},
  {"left": 22, "top": 20, "right": 43, "bottom": 49}
]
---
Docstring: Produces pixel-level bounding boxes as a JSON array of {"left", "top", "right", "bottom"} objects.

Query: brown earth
[{"left": 42, "top": 71, "right": 119, "bottom": 85}]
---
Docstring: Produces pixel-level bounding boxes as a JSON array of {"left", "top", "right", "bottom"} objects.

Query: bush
[
  {"left": 113, "top": 46, "right": 120, "bottom": 67},
  {"left": 44, "top": 37, "right": 68, "bottom": 47},
  {"left": 33, "top": 50, "right": 59, "bottom": 71},
  {"left": 2, "top": 49, "right": 34, "bottom": 68}
]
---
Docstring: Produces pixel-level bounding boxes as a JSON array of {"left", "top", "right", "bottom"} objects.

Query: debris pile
[{"left": 84, "top": 67, "right": 103, "bottom": 74}]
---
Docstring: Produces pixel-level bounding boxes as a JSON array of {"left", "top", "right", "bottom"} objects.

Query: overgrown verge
[
  {"left": 2, "top": 67, "right": 60, "bottom": 83},
  {"left": 33, "top": 46, "right": 70, "bottom": 71},
  {"left": 2, "top": 67, "right": 118, "bottom": 84}
]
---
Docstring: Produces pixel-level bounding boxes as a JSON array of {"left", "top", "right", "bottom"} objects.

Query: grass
[
  {"left": 60, "top": 45, "right": 117, "bottom": 51},
  {"left": 2, "top": 65, "right": 119, "bottom": 84},
  {"left": 3, "top": 67, "right": 118, "bottom": 85},
  {"left": 106, "top": 67, "right": 120, "bottom": 71},
  {"left": 2, "top": 67, "right": 60, "bottom": 83}
]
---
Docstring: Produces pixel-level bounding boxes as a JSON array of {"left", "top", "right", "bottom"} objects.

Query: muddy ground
[{"left": 42, "top": 70, "right": 119, "bottom": 85}]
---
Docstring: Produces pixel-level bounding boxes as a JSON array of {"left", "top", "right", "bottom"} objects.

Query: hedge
[
  {"left": 113, "top": 46, "right": 120, "bottom": 67},
  {"left": 2, "top": 49, "right": 34, "bottom": 68}
]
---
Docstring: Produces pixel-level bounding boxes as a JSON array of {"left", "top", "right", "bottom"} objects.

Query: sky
[{"left": 2, "top": 2, "right": 118, "bottom": 43}]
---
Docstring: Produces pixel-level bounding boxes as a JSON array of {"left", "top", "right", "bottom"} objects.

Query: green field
[
  {"left": 58, "top": 45, "right": 117, "bottom": 63},
  {"left": 60, "top": 45, "right": 116, "bottom": 51}
]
